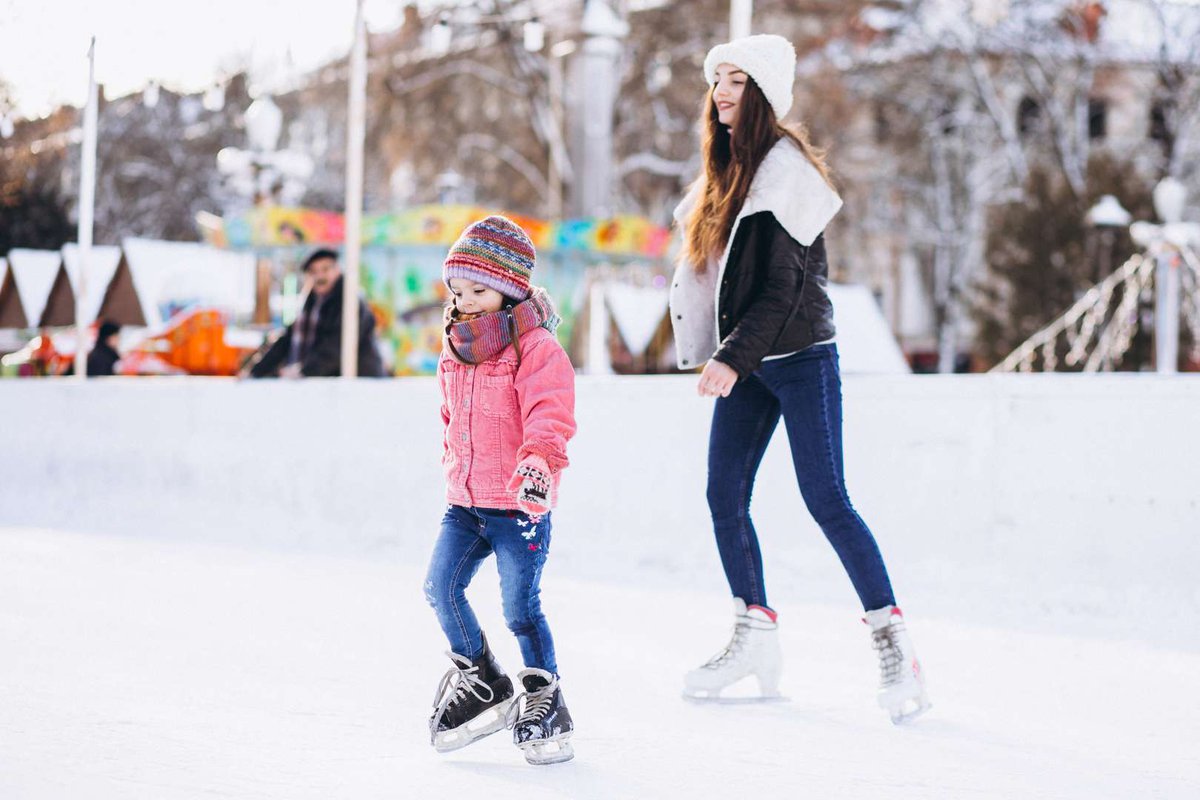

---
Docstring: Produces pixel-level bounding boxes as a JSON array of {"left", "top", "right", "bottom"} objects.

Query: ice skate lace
[
  {"left": 871, "top": 623, "right": 905, "bottom": 687},
  {"left": 506, "top": 680, "right": 557, "bottom": 729},
  {"left": 429, "top": 657, "right": 495, "bottom": 740},
  {"left": 702, "top": 620, "right": 751, "bottom": 669}
]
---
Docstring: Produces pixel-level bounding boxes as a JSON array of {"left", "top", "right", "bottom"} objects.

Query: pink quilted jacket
[{"left": 439, "top": 326, "right": 576, "bottom": 510}]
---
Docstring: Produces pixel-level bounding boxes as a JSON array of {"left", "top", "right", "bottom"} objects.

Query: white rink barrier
[{"left": 3, "top": 375, "right": 1198, "bottom": 644}]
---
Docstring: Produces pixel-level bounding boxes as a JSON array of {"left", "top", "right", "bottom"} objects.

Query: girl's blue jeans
[{"left": 424, "top": 505, "right": 557, "bottom": 673}]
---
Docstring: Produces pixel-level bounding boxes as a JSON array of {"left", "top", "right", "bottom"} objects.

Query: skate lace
[
  {"left": 871, "top": 623, "right": 905, "bottom": 687},
  {"left": 505, "top": 680, "right": 557, "bottom": 729},
  {"left": 429, "top": 656, "right": 495, "bottom": 740},
  {"left": 702, "top": 619, "right": 751, "bottom": 669}
]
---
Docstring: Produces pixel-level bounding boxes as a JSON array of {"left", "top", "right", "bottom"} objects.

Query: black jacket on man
[
  {"left": 247, "top": 275, "right": 385, "bottom": 378},
  {"left": 711, "top": 213, "right": 835, "bottom": 379}
]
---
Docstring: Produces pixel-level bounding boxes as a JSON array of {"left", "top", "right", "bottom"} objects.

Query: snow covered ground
[{"left": 2, "top": 526, "right": 1196, "bottom": 799}]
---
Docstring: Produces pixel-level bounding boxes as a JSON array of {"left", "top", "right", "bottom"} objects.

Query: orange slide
[{"left": 120, "top": 309, "right": 259, "bottom": 376}]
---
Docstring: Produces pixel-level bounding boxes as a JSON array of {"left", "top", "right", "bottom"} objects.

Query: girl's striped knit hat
[{"left": 443, "top": 215, "right": 536, "bottom": 300}]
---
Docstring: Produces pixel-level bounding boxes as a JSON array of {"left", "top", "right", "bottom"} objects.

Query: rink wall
[{"left": 2, "top": 375, "right": 1198, "bottom": 643}]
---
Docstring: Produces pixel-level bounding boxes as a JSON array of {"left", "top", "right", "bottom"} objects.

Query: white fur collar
[{"left": 673, "top": 137, "right": 842, "bottom": 249}]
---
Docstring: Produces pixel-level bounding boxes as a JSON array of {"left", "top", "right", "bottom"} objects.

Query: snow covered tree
[
  {"left": 0, "top": 149, "right": 74, "bottom": 253},
  {"left": 824, "top": 0, "right": 1200, "bottom": 369},
  {"left": 81, "top": 77, "right": 251, "bottom": 243},
  {"left": 0, "top": 88, "right": 75, "bottom": 253}
]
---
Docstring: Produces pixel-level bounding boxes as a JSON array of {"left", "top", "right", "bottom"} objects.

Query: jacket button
[
  {"left": 682, "top": 359, "right": 689, "bottom": 366},
  {"left": 461, "top": 433, "right": 468, "bottom": 442},
  {"left": 676, "top": 314, "right": 682, "bottom": 320},
  {"left": 721, "top": 313, "right": 728, "bottom": 320}
]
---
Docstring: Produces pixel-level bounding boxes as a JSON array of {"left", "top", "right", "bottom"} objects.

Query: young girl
[
  {"left": 671, "top": 35, "right": 930, "bottom": 723},
  {"left": 424, "top": 215, "right": 577, "bottom": 765}
]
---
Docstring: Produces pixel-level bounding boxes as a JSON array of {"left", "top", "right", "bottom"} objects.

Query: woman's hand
[{"left": 697, "top": 359, "right": 739, "bottom": 398}]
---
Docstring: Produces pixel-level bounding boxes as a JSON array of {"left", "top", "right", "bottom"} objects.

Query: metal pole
[
  {"left": 730, "top": 0, "right": 753, "bottom": 39},
  {"left": 587, "top": 279, "right": 613, "bottom": 375},
  {"left": 341, "top": 0, "right": 367, "bottom": 378},
  {"left": 573, "top": 1, "right": 627, "bottom": 217},
  {"left": 547, "top": 53, "right": 564, "bottom": 220},
  {"left": 1155, "top": 248, "right": 1180, "bottom": 374},
  {"left": 74, "top": 37, "right": 98, "bottom": 380}
]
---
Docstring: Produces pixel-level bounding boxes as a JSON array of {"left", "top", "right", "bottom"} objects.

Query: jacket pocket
[{"left": 479, "top": 375, "right": 516, "bottom": 418}]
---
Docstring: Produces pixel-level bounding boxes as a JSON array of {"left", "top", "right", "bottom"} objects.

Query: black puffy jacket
[
  {"left": 247, "top": 276, "right": 385, "bottom": 378},
  {"left": 711, "top": 211, "right": 835, "bottom": 379}
]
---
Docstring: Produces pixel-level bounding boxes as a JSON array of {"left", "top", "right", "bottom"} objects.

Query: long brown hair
[{"left": 681, "top": 77, "right": 834, "bottom": 270}]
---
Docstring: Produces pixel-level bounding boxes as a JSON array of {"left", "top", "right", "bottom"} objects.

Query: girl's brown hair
[{"left": 681, "top": 76, "right": 834, "bottom": 270}]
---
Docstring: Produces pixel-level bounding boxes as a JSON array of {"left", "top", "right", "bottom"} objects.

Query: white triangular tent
[
  {"left": 825, "top": 283, "right": 911, "bottom": 374},
  {"left": 39, "top": 244, "right": 125, "bottom": 327},
  {"left": 605, "top": 283, "right": 670, "bottom": 356},
  {"left": 97, "top": 239, "right": 256, "bottom": 330},
  {"left": 0, "top": 258, "right": 18, "bottom": 351},
  {"left": 0, "top": 249, "right": 63, "bottom": 329}
]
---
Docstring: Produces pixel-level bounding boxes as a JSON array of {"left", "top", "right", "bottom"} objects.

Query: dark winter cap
[{"left": 301, "top": 249, "right": 340, "bottom": 272}]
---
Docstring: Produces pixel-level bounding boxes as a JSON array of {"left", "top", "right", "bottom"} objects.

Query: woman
[{"left": 670, "top": 34, "right": 929, "bottom": 723}]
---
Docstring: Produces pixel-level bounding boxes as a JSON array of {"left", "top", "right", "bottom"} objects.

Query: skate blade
[
  {"left": 682, "top": 689, "right": 787, "bottom": 705},
  {"left": 885, "top": 694, "right": 932, "bottom": 725},
  {"left": 432, "top": 698, "right": 514, "bottom": 753},
  {"left": 520, "top": 735, "right": 574, "bottom": 765}
]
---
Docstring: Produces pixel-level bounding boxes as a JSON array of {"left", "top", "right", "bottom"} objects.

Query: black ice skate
[
  {"left": 429, "top": 636, "right": 515, "bottom": 752},
  {"left": 506, "top": 668, "right": 575, "bottom": 765}
]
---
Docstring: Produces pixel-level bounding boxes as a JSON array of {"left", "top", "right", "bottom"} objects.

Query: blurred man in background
[{"left": 242, "top": 249, "right": 385, "bottom": 378}]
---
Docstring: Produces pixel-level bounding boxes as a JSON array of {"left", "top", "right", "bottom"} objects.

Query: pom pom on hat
[{"left": 703, "top": 34, "right": 797, "bottom": 120}]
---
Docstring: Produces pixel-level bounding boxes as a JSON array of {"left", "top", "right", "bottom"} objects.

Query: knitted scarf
[{"left": 444, "top": 287, "right": 561, "bottom": 365}]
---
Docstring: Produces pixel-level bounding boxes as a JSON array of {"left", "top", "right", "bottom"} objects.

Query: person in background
[
  {"left": 242, "top": 248, "right": 384, "bottom": 378},
  {"left": 87, "top": 320, "right": 122, "bottom": 376},
  {"left": 63, "top": 320, "right": 121, "bottom": 376}
]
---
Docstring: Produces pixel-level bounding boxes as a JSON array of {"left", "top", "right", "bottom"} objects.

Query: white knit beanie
[{"left": 703, "top": 34, "right": 797, "bottom": 120}]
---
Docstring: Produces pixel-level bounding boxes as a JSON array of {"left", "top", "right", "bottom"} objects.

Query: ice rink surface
[{"left": 2, "top": 526, "right": 1196, "bottom": 799}]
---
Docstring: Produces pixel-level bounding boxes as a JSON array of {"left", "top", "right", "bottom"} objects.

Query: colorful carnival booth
[{"left": 198, "top": 205, "right": 674, "bottom": 375}]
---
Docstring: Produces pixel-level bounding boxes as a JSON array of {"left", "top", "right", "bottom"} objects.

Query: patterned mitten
[{"left": 507, "top": 456, "right": 552, "bottom": 517}]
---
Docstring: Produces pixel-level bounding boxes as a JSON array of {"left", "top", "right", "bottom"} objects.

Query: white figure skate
[
  {"left": 683, "top": 598, "right": 783, "bottom": 702},
  {"left": 865, "top": 606, "right": 931, "bottom": 724}
]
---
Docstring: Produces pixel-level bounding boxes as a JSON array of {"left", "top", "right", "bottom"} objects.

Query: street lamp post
[
  {"left": 730, "top": 0, "right": 753, "bottom": 39},
  {"left": 1130, "top": 177, "right": 1200, "bottom": 374},
  {"left": 217, "top": 96, "right": 313, "bottom": 208},
  {"left": 573, "top": 0, "right": 628, "bottom": 218},
  {"left": 415, "top": 9, "right": 573, "bottom": 219},
  {"left": 1085, "top": 194, "right": 1131, "bottom": 284},
  {"left": 217, "top": 95, "right": 313, "bottom": 329}
]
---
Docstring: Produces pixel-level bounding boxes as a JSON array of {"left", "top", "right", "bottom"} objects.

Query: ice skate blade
[
  {"left": 885, "top": 695, "right": 932, "bottom": 725},
  {"left": 519, "top": 734, "right": 574, "bottom": 765},
  {"left": 682, "top": 690, "right": 787, "bottom": 705},
  {"left": 432, "top": 699, "right": 514, "bottom": 753}
]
